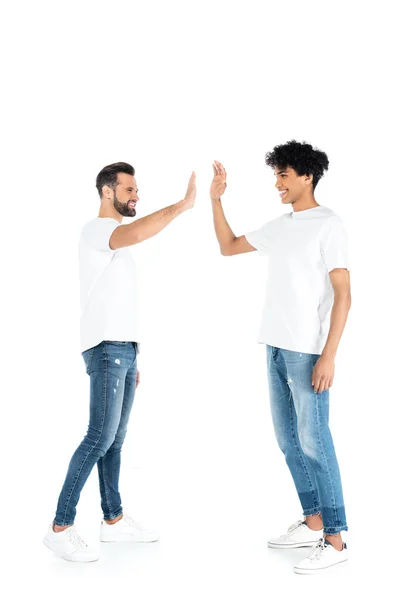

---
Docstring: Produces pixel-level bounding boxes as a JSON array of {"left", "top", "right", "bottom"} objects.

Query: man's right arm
[
  {"left": 110, "top": 173, "right": 196, "bottom": 250},
  {"left": 211, "top": 197, "right": 256, "bottom": 256},
  {"left": 210, "top": 160, "right": 256, "bottom": 256}
]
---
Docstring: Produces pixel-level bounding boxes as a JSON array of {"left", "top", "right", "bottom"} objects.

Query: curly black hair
[{"left": 265, "top": 140, "right": 329, "bottom": 189}]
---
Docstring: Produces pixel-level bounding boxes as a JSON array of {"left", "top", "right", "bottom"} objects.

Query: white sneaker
[
  {"left": 43, "top": 524, "right": 100, "bottom": 562},
  {"left": 100, "top": 514, "right": 160, "bottom": 543},
  {"left": 294, "top": 538, "right": 348, "bottom": 574},
  {"left": 268, "top": 519, "right": 323, "bottom": 549}
]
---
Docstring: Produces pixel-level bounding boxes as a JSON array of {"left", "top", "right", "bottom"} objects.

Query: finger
[
  {"left": 212, "top": 164, "right": 218, "bottom": 177},
  {"left": 214, "top": 160, "right": 223, "bottom": 176},
  {"left": 312, "top": 371, "right": 319, "bottom": 389},
  {"left": 216, "top": 161, "right": 226, "bottom": 179},
  {"left": 319, "top": 379, "right": 328, "bottom": 393}
]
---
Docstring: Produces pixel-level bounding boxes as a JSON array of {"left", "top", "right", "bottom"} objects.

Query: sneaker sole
[
  {"left": 268, "top": 541, "right": 320, "bottom": 549},
  {"left": 43, "top": 538, "right": 100, "bottom": 562},
  {"left": 100, "top": 536, "right": 159, "bottom": 543},
  {"left": 294, "top": 559, "right": 348, "bottom": 574}
]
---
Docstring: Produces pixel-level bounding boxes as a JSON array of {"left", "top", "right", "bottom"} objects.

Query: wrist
[
  {"left": 210, "top": 195, "right": 221, "bottom": 202},
  {"left": 178, "top": 198, "right": 189, "bottom": 212},
  {"left": 321, "top": 349, "right": 336, "bottom": 359}
]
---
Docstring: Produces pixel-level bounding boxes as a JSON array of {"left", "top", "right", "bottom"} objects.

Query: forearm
[
  {"left": 211, "top": 198, "right": 236, "bottom": 252},
  {"left": 322, "top": 293, "right": 352, "bottom": 358},
  {"left": 126, "top": 200, "right": 187, "bottom": 244}
]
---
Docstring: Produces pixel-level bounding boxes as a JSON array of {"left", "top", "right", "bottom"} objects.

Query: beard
[{"left": 113, "top": 192, "right": 136, "bottom": 217}]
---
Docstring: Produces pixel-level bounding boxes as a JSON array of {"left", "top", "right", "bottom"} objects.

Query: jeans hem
[
  {"left": 324, "top": 525, "right": 348, "bottom": 534},
  {"left": 302, "top": 508, "right": 321, "bottom": 517},
  {"left": 53, "top": 520, "right": 74, "bottom": 527},
  {"left": 103, "top": 510, "right": 123, "bottom": 522}
]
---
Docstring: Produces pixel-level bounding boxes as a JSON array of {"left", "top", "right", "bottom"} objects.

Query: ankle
[
  {"left": 305, "top": 513, "right": 323, "bottom": 531},
  {"left": 105, "top": 514, "right": 123, "bottom": 525},
  {"left": 53, "top": 523, "right": 71, "bottom": 533},
  {"left": 325, "top": 533, "right": 344, "bottom": 551}
]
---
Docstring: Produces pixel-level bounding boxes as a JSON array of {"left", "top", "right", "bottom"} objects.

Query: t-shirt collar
[{"left": 291, "top": 205, "right": 324, "bottom": 220}]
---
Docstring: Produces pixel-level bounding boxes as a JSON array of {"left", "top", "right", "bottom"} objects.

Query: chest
[{"left": 267, "top": 221, "right": 324, "bottom": 265}]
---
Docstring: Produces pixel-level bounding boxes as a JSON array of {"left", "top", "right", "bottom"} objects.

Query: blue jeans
[
  {"left": 54, "top": 341, "right": 138, "bottom": 526},
  {"left": 266, "top": 345, "right": 347, "bottom": 535}
]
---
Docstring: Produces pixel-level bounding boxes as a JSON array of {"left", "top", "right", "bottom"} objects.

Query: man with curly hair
[{"left": 209, "top": 141, "right": 351, "bottom": 574}]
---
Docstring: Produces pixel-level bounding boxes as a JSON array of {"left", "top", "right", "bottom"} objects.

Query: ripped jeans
[
  {"left": 266, "top": 345, "right": 347, "bottom": 535},
  {"left": 54, "top": 341, "right": 138, "bottom": 526}
]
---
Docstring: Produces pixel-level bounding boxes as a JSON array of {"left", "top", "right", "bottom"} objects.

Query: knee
[
  {"left": 274, "top": 424, "right": 296, "bottom": 456},
  {"left": 298, "top": 427, "right": 319, "bottom": 462},
  {"left": 111, "top": 429, "right": 127, "bottom": 451},
  {"left": 95, "top": 433, "right": 118, "bottom": 458},
  {"left": 84, "top": 424, "right": 119, "bottom": 457}
]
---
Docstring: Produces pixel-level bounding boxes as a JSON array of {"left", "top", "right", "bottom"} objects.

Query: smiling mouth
[
  {"left": 128, "top": 202, "right": 136, "bottom": 209},
  {"left": 279, "top": 190, "right": 288, "bottom": 198}
]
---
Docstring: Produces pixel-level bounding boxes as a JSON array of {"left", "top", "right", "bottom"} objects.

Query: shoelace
[
  {"left": 307, "top": 538, "right": 326, "bottom": 561},
  {"left": 123, "top": 515, "right": 144, "bottom": 531},
  {"left": 281, "top": 520, "right": 304, "bottom": 538},
  {"left": 66, "top": 526, "right": 88, "bottom": 550}
]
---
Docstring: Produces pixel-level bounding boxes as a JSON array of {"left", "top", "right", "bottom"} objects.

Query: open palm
[{"left": 210, "top": 160, "right": 227, "bottom": 200}]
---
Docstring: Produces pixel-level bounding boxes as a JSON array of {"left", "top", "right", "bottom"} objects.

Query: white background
[{"left": 1, "top": 0, "right": 399, "bottom": 597}]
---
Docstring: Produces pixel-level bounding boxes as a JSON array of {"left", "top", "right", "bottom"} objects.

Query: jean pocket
[
  {"left": 82, "top": 347, "right": 95, "bottom": 374},
  {"left": 106, "top": 341, "right": 130, "bottom": 346}
]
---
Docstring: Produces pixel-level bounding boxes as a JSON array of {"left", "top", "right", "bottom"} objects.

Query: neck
[
  {"left": 291, "top": 190, "right": 319, "bottom": 212},
  {"left": 98, "top": 202, "right": 123, "bottom": 223}
]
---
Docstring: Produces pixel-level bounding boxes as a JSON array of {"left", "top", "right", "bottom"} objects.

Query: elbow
[
  {"left": 220, "top": 238, "right": 237, "bottom": 256},
  {"left": 335, "top": 292, "right": 352, "bottom": 311}
]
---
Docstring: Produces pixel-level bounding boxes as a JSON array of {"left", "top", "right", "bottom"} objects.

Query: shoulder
[
  {"left": 81, "top": 218, "right": 120, "bottom": 237},
  {"left": 82, "top": 217, "right": 118, "bottom": 230},
  {"left": 265, "top": 213, "right": 290, "bottom": 229},
  {"left": 318, "top": 207, "right": 346, "bottom": 231},
  {"left": 80, "top": 218, "right": 120, "bottom": 251}
]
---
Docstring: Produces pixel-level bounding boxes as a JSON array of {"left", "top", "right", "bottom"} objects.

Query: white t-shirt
[
  {"left": 79, "top": 217, "right": 139, "bottom": 353},
  {"left": 245, "top": 205, "right": 349, "bottom": 354}
]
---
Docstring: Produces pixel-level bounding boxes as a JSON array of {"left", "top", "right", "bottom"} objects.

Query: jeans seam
[
  {"left": 315, "top": 393, "right": 339, "bottom": 525},
  {"left": 289, "top": 390, "right": 319, "bottom": 508},
  {"left": 100, "top": 456, "right": 112, "bottom": 518}
]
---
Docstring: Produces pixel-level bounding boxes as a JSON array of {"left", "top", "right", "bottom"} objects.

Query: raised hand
[
  {"left": 210, "top": 160, "right": 227, "bottom": 200},
  {"left": 182, "top": 172, "right": 196, "bottom": 209}
]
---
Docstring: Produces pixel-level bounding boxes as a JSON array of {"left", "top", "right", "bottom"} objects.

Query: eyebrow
[{"left": 276, "top": 170, "right": 287, "bottom": 175}]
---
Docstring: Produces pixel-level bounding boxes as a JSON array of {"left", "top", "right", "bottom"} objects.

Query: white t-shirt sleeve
[
  {"left": 81, "top": 219, "right": 120, "bottom": 252},
  {"left": 245, "top": 224, "right": 268, "bottom": 256},
  {"left": 321, "top": 217, "right": 350, "bottom": 272}
]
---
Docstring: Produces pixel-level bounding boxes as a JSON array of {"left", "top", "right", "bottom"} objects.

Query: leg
[
  {"left": 53, "top": 342, "right": 130, "bottom": 526},
  {"left": 267, "top": 345, "right": 320, "bottom": 518},
  {"left": 282, "top": 349, "right": 348, "bottom": 538},
  {"left": 97, "top": 342, "right": 138, "bottom": 521}
]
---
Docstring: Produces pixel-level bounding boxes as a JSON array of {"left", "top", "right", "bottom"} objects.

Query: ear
[
  {"left": 303, "top": 173, "right": 313, "bottom": 187},
  {"left": 102, "top": 184, "right": 113, "bottom": 200}
]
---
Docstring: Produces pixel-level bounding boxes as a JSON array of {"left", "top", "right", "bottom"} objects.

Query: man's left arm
[{"left": 312, "top": 268, "right": 352, "bottom": 393}]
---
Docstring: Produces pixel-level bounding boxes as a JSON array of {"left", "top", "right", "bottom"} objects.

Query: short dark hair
[
  {"left": 265, "top": 140, "right": 329, "bottom": 189},
  {"left": 96, "top": 162, "right": 135, "bottom": 198}
]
